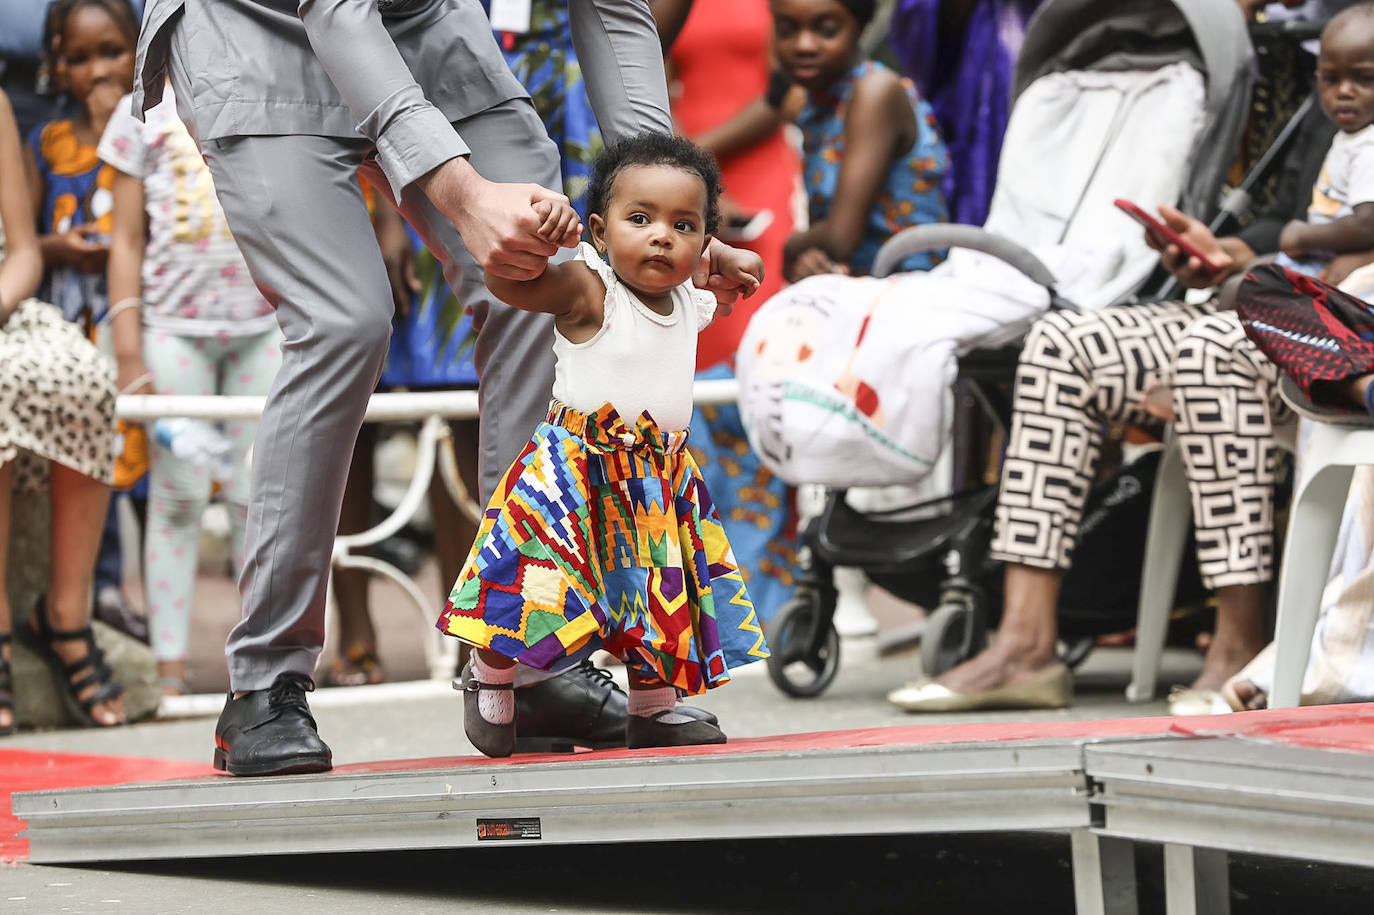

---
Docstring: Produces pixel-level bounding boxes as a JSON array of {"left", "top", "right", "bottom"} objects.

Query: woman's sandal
[
  {"left": 324, "top": 646, "right": 385, "bottom": 688},
  {"left": 25, "top": 600, "right": 125, "bottom": 728},
  {"left": 0, "top": 633, "right": 14, "bottom": 737}
]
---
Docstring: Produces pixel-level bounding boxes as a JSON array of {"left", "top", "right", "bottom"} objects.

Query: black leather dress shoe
[
  {"left": 514, "top": 661, "right": 627, "bottom": 753},
  {"left": 513, "top": 661, "right": 719, "bottom": 752},
  {"left": 213, "top": 673, "right": 333, "bottom": 777}
]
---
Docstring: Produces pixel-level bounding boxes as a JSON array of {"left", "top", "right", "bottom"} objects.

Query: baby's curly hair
[{"left": 585, "top": 132, "right": 723, "bottom": 236}]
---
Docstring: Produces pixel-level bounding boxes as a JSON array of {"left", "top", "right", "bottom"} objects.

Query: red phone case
[{"left": 1114, "top": 199, "right": 1222, "bottom": 273}]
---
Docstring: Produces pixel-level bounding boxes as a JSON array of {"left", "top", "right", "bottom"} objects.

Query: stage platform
[{"left": 9, "top": 705, "right": 1374, "bottom": 914}]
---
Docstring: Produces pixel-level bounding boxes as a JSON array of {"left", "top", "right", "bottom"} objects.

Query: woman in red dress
[{"left": 670, "top": 0, "right": 799, "bottom": 371}]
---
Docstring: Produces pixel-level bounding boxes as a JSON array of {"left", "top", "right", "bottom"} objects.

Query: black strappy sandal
[
  {"left": 26, "top": 600, "right": 125, "bottom": 728},
  {"left": 0, "top": 632, "right": 13, "bottom": 737}
]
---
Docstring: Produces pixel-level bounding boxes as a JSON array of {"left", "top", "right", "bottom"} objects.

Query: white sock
[
  {"left": 472, "top": 654, "right": 516, "bottom": 725},
  {"left": 627, "top": 685, "right": 691, "bottom": 724}
]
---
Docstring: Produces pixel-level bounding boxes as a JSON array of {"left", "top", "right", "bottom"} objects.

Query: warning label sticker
[{"left": 476, "top": 818, "right": 542, "bottom": 841}]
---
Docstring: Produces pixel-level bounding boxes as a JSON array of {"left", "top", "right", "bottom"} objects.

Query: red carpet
[
  {"left": 1, "top": 749, "right": 210, "bottom": 864},
  {"left": 8, "top": 703, "right": 1374, "bottom": 864}
]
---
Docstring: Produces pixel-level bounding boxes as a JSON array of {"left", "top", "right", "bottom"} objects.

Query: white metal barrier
[{"left": 116, "top": 381, "right": 741, "bottom": 680}]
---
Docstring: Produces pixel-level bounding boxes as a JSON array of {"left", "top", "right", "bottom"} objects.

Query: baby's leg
[{"left": 471, "top": 648, "right": 517, "bottom": 723}]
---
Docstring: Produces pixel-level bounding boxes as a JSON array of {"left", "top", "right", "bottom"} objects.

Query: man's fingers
[
  {"left": 486, "top": 247, "right": 550, "bottom": 280},
  {"left": 528, "top": 185, "right": 571, "bottom": 208}
]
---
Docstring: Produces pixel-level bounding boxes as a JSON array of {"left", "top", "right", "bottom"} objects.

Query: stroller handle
[{"left": 871, "top": 223, "right": 1059, "bottom": 289}]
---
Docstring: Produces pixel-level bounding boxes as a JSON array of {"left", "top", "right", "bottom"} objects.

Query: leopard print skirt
[{"left": 1, "top": 298, "right": 115, "bottom": 491}]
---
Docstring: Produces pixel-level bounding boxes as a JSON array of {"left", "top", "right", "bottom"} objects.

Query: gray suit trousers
[{"left": 180, "top": 90, "right": 564, "bottom": 690}]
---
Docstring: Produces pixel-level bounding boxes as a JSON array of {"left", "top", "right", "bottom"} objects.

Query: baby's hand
[
  {"left": 1279, "top": 219, "right": 1308, "bottom": 258},
  {"left": 532, "top": 198, "right": 582, "bottom": 248}
]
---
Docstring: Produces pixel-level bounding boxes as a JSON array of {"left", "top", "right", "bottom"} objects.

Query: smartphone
[
  {"left": 1113, "top": 199, "right": 1222, "bottom": 274},
  {"left": 720, "top": 209, "right": 774, "bottom": 243}
]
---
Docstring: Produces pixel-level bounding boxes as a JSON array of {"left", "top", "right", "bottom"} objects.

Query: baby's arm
[
  {"left": 484, "top": 256, "right": 605, "bottom": 339},
  {"left": 1280, "top": 204, "right": 1374, "bottom": 258}
]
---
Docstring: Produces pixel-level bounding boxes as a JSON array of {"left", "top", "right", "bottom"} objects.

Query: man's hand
[
  {"left": 1279, "top": 219, "right": 1310, "bottom": 259},
  {"left": 695, "top": 237, "right": 764, "bottom": 316},
  {"left": 1147, "top": 204, "right": 1236, "bottom": 288},
  {"left": 533, "top": 198, "right": 583, "bottom": 248},
  {"left": 418, "top": 157, "right": 565, "bottom": 281}
]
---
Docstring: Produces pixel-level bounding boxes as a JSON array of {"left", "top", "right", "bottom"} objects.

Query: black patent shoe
[
  {"left": 513, "top": 660, "right": 627, "bottom": 753},
  {"left": 213, "top": 673, "right": 332, "bottom": 777},
  {"left": 678, "top": 704, "right": 718, "bottom": 727},
  {"left": 626, "top": 710, "right": 727, "bottom": 749},
  {"left": 457, "top": 664, "right": 516, "bottom": 758}
]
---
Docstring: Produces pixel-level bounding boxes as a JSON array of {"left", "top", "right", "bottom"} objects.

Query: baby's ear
[{"left": 587, "top": 211, "right": 606, "bottom": 247}]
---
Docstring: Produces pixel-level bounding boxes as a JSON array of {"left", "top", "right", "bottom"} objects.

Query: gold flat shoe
[
  {"left": 887, "top": 663, "right": 1072, "bottom": 713},
  {"left": 1166, "top": 686, "right": 1230, "bottom": 716}
]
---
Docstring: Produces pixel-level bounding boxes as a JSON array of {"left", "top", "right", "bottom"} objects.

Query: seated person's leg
[
  {"left": 891, "top": 300, "right": 1210, "bottom": 711},
  {"left": 1169, "top": 313, "right": 1284, "bottom": 693}
]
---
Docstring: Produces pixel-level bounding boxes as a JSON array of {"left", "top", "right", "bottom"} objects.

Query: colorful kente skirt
[{"left": 436, "top": 401, "right": 770, "bottom": 694}]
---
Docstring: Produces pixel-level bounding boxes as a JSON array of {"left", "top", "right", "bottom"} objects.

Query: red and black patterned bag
[{"left": 1236, "top": 264, "right": 1374, "bottom": 400}]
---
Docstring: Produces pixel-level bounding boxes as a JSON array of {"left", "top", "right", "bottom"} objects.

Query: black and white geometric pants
[{"left": 990, "top": 301, "right": 1291, "bottom": 590}]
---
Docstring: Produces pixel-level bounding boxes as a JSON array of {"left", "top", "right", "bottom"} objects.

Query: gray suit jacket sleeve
[
  {"left": 568, "top": 0, "right": 673, "bottom": 143},
  {"left": 298, "top": 0, "right": 467, "bottom": 196}
]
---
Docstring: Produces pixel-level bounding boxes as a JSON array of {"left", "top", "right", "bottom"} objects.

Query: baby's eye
[
  {"left": 629, "top": 213, "right": 650, "bottom": 225},
  {"left": 675, "top": 220, "right": 696, "bottom": 232}
]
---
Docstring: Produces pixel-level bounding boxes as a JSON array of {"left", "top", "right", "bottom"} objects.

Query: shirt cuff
[{"left": 374, "top": 105, "right": 470, "bottom": 200}]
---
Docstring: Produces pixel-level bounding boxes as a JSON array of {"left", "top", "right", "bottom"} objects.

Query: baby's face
[
  {"left": 1317, "top": 17, "right": 1374, "bottom": 133},
  {"left": 592, "top": 164, "right": 708, "bottom": 299}
]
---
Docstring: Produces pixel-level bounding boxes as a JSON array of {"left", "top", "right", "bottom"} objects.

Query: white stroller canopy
[{"left": 1015, "top": 0, "right": 1254, "bottom": 223}]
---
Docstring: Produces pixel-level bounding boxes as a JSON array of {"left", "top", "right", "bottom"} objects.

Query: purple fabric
[{"left": 889, "top": 0, "right": 1041, "bottom": 227}]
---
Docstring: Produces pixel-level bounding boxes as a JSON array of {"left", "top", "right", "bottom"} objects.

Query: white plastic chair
[
  {"left": 1268, "top": 375, "right": 1374, "bottom": 707},
  {"left": 1126, "top": 436, "right": 1191, "bottom": 702}
]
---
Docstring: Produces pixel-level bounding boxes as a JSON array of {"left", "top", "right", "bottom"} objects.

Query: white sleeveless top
[{"left": 552, "top": 244, "right": 716, "bottom": 432}]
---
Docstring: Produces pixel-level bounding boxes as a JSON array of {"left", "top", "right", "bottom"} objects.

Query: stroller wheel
[
  {"left": 920, "top": 600, "right": 988, "bottom": 678},
  {"left": 766, "top": 591, "right": 841, "bottom": 698}
]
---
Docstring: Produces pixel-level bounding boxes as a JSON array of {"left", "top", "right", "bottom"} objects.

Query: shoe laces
[
  {"left": 574, "top": 659, "right": 624, "bottom": 694},
  {"left": 267, "top": 673, "right": 317, "bottom": 722}
]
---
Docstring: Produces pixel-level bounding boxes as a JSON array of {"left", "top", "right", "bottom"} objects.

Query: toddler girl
[
  {"left": 436, "top": 133, "right": 769, "bottom": 756},
  {"left": 102, "top": 81, "right": 281, "bottom": 697},
  {"left": 24, "top": 0, "right": 136, "bottom": 333}
]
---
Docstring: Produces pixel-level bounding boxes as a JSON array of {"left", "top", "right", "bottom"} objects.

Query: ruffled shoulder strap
[
  {"left": 690, "top": 286, "right": 717, "bottom": 332},
  {"left": 573, "top": 242, "right": 616, "bottom": 287},
  {"left": 572, "top": 242, "right": 618, "bottom": 325}
]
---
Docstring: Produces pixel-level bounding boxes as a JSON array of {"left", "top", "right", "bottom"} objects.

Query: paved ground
[{"left": 4, "top": 559, "right": 1374, "bottom": 912}]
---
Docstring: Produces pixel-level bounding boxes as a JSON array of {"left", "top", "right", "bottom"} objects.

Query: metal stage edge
[
  {"left": 14, "top": 725, "right": 1374, "bottom": 915},
  {"left": 14, "top": 739, "right": 1091, "bottom": 862}
]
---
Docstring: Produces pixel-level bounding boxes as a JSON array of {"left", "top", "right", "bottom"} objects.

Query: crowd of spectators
[{"left": 3, "top": 0, "right": 1374, "bottom": 735}]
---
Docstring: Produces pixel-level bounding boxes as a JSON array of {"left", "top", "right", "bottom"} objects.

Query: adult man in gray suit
[{"left": 134, "top": 0, "right": 760, "bottom": 776}]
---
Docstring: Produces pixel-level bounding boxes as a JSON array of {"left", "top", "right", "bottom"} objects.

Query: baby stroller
[{"left": 748, "top": 0, "right": 1254, "bottom": 697}]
